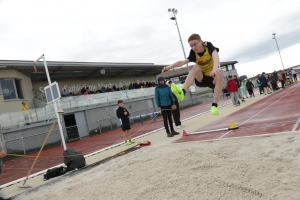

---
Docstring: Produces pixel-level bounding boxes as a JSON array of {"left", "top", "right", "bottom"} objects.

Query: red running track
[
  {"left": 176, "top": 83, "right": 300, "bottom": 143},
  {"left": 0, "top": 96, "right": 232, "bottom": 186}
]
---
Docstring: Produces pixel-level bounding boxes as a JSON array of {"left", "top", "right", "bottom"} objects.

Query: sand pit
[{"left": 15, "top": 131, "right": 300, "bottom": 200}]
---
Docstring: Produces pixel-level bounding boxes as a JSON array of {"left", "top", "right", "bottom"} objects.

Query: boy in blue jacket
[{"left": 155, "top": 77, "right": 179, "bottom": 137}]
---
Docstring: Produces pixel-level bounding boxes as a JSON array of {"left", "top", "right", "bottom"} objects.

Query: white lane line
[
  {"left": 292, "top": 117, "right": 300, "bottom": 132},
  {"left": 218, "top": 85, "right": 300, "bottom": 139}
]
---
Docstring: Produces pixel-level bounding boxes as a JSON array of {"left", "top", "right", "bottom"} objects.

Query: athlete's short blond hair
[{"left": 188, "top": 34, "right": 201, "bottom": 42}]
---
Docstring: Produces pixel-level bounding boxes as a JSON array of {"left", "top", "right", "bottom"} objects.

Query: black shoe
[
  {"left": 242, "top": 99, "right": 245, "bottom": 102},
  {"left": 171, "top": 130, "right": 179, "bottom": 135},
  {"left": 167, "top": 133, "right": 174, "bottom": 137}
]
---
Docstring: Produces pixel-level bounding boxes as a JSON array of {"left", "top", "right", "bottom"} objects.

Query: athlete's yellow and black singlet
[{"left": 187, "top": 41, "right": 218, "bottom": 76}]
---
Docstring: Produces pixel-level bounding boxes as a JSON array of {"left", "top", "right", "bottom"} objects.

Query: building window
[
  {"left": 220, "top": 66, "right": 227, "bottom": 72},
  {"left": 0, "top": 78, "right": 24, "bottom": 100},
  {"left": 228, "top": 65, "right": 233, "bottom": 71}
]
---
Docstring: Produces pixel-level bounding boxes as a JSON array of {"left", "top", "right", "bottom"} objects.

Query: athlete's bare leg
[
  {"left": 183, "top": 65, "right": 203, "bottom": 91},
  {"left": 212, "top": 72, "right": 224, "bottom": 104}
]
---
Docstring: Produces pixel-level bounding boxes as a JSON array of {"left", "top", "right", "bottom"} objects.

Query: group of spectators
[
  {"left": 223, "top": 68, "right": 298, "bottom": 107},
  {"left": 61, "top": 81, "right": 157, "bottom": 97},
  {"left": 224, "top": 75, "right": 253, "bottom": 106},
  {"left": 256, "top": 69, "right": 298, "bottom": 94}
]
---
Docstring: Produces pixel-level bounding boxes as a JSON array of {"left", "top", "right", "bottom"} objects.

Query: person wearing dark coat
[
  {"left": 256, "top": 74, "right": 264, "bottom": 94},
  {"left": 246, "top": 79, "right": 255, "bottom": 97},
  {"left": 166, "top": 80, "right": 183, "bottom": 128},
  {"left": 155, "top": 77, "right": 179, "bottom": 137}
]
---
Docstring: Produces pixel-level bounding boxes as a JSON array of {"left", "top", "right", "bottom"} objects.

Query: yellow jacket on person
[{"left": 21, "top": 105, "right": 29, "bottom": 115}]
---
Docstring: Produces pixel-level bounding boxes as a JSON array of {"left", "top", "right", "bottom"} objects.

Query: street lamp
[
  {"left": 168, "top": 8, "right": 189, "bottom": 72},
  {"left": 272, "top": 33, "right": 284, "bottom": 70}
]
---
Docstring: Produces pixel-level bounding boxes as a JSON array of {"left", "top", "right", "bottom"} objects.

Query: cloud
[{"left": 225, "top": 12, "right": 300, "bottom": 63}]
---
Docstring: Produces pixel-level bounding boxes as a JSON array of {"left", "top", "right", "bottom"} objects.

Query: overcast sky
[{"left": 0, "top": 0, "right": 300, "bottom": 77}]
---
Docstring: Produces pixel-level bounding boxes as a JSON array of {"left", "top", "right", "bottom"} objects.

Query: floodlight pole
[
  {"left": 34, "top": 54, "right": 67, "bottom": 150},
  {"left": 272, "top": 33, "right": 284, "bottom": 70},
  {"left": 168, "top": 8, "right": 190, "bottom": 73}
]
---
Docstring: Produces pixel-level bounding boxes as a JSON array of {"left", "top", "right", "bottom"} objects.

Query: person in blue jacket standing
[{"left": 155, "top": 77, "right": 179, "bottom": 137}]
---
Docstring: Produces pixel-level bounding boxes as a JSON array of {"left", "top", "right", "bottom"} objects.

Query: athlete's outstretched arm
[{"left": 162, "top": 59, "right": 189, "bottom": 73}]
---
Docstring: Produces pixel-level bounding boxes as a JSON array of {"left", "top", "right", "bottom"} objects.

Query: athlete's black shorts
[
  {"left": 121, "top": 122, "right": 131, "bottom": 131},
  {"left": 194, "top": 71, "right": 215, "bottom": 89}
]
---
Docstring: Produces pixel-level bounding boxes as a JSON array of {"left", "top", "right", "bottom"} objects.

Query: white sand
[{"left": 15, "top": 132, "right": 300, "bottom": 200}]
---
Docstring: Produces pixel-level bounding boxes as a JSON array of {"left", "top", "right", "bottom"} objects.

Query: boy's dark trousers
[
  {"left": 172, "top": 100, "right": 181, "bottom": 126},
  {"left": 281, "top": 80, "right": 285, "bottom": 88},
  {"left": 259, "top": 86, "right": 264, "bottom": 94},
  {"left": 247, "top": 88, "right": 254, "bottom": 96},
  {"left": 161, "top": 105, "right": 174, "bottom": 134}
]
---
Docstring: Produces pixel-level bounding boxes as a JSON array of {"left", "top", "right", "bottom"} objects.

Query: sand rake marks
[{"left": 213, "top": 177, "right": 263, "bottom": 197}]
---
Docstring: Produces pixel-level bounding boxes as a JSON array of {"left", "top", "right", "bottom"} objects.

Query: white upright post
[{"left": 35, "top": 54, "right": 67, "bottom": 150}]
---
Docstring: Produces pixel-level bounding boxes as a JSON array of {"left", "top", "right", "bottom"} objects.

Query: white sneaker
[{"left": 176, "top": 126, "right": 181, "bottom": 128}]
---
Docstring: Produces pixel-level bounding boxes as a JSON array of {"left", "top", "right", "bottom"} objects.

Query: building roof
[
  {"left": 0, "top": 60, "right": 238, "bottom": 81},
  {"left": 0, "top": 60, "right": 166, "bottom": 81}
]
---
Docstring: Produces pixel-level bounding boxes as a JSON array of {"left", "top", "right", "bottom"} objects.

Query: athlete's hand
[
  {"left": 172, "top": 105, "right": 177, "bottom": 110},
  {"left": 158, "top": 107, "right": 161, "bottom": 112},
  {"left": 124, "top": 112, "right": 127, "bottom": 115},
  {"left": 162, "top": 66, "right": 171, "bottom": 73},
  {"left": 210, "top": 67, "right": 223, "bottom": 78},
  {"left": 0, "top": 149, "right": 7, "bottom": 158}
]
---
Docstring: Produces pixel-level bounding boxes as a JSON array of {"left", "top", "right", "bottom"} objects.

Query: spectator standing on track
[
  {"left": 246, "top": 79, "right": 255, "bottom": 97},
  {"left": 286, "top": 70, "right": 293, "bottom": 85},
  {"left": 166, "top": 80, "right": 183, "bottom": 129},
  {"left": 155, "top": 77, "right": 179, "bottom": 137},
  {"left": 240, "top": 80, "right": 248, "bottom": 99},
  {"left": 270, "top": 73, "right": 279, "bottom": 91},
  {"left": 116, "top": 100, "right": 135, "bottom": 145},
  {"left": 281, "top": 70, "right": 286, "bottom": 88},
  {"left": 277, "top": 72, "right": 284, "bottom": 89},
  {"left": 256, "top": 74, "right": 264, "bottom": 94},
  {"left": 233, "top": 75, "right": 245, "bottom": 102},
  {"left": 291, "top": 68, "right": 297, "bottom": 82},
  {"left": 226, "top": 75, "right": 240, "bottom": 107},
  {"left": 261, "top": 72, "right": 271, "bottom": 95}
]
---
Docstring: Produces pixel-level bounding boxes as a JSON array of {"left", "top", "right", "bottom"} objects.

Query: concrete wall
[
  {"left": 32, "top": 76, "right": 157, "bottom": 94},
  {"left": 3, "top": 121, "right": 65, "bottom": 154},
  {"left": 0, "top": 69, "right": 34, "bottom": 113}
]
